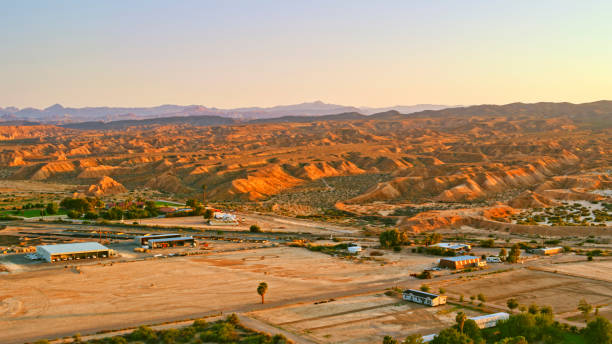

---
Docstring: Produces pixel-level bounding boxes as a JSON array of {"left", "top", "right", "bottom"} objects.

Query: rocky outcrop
[
  {"left": 509, "top": 190, "right": 560, "bottom": 208},
  {"left": 87, "top": 176, "right": 127, "bottom": 197}
]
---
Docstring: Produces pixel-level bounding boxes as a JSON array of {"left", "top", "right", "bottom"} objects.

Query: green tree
[
  {"left": 45, "top": 202, "right": 58, "bottom": 215},
  {"left": 383, "top": 336, "right": 398, "bottom": 344},
  {"left": 250, "top": 224, "right": 262, "bottom": 233},
  {"left": 499, "top": 247, "right": 507, "bottom": 261},
  {"left": 403, "top": 334, "right": 424, "bottom": 344},
  {"left": 431, "top": 328, "right": 471, "bottom": 344},
  {"left": 495, "top": 337, "right": 527, "bottom": 344},
  {"left": 186, "top": 199, "right": 199, "bottom": 208},
  {"left": 527, "top": 303, "right": 539, "bottom": 314},
  {"left": 420, "top": 284, "right": 430, "bottom": 292},
  {"left": 379, "top": 229, "right": 408, "bottom": 248},
  {"left": 497, "top": 313, "right": 538, "bottom": 342},
  {"left": 584, "top": 317, "right": 612, "bottom": 344},
  {"left": 477, "top": 293, "right": 486, "bottom": 302},
  {"left": 226, "top": 313, "right": 240, "bottom": 325},
  {"left": 203, "top": 208, "right": 214, "bottom": 220},
  {"left": 579, "top": 298, "right": 593, "bottom": 320},
  {"left": 507, "top": 244, "right": 521, "bottom": 263},
  {"left": 507, "top": 298, "right": 519, "bottom": 312},
  {"left": 257, "top": 282, "right": 268, "bottom": 304},
  {"left": 462, "top": 319, "right": 482, "bottom": 343},
  {"left": 456, "top": 312, "right": 467, "bottom": 333},
  {"left": 424, "top": 232, "right": 443, "bottom": 246},
  {"left": 67, "top": 210, "right": 81, "bottom": 219},
  {"left": 60, "top": 198, "right": 93, "bottom": 213}
]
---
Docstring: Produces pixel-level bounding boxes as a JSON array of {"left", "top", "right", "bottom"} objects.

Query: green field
[
  {"left": 154, "top": 200, "right": 185, "bottom": 207},
  {"left": 0, "top": 208, "right": 67, "bottom": 218}
]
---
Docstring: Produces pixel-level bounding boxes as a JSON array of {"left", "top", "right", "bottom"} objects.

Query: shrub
[{"left": 250, "top": 224, "right": 262, "bottom": 233}]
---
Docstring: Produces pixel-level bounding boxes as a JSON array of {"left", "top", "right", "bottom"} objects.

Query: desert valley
[{"left": 0, "top": 101, "right": 611, "bottom": 344}]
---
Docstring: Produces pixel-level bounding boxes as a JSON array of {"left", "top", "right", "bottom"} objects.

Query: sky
[{"left": 1, "top": 0, "right": 611, "bottom": 109}]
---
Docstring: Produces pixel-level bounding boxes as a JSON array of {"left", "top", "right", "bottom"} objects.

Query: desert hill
[{"left": 0, "top": 101, "right": 610, "bottom": 214}]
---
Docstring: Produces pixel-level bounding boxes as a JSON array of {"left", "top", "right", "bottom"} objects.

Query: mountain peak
[{"left": 45, "top": 104, "right": 65, "bottom": 111}]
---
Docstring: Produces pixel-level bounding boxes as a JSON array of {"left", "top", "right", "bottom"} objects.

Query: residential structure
[
  {"left": 36, "top": 242, "right": 111, "bottom": 262},
  {"left": 469, "top": 312, "right": 510, "bottom": 329},
  {"left": 402, "top": 289, "right": 447, "bottom": 306},
  {"left": 439, "top": 255, "right": 485, "bottom": 269}
]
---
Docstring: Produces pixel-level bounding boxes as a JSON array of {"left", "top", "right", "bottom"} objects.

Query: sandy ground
[
  {"left": 439, "top": 268, "right": 612, "bottom": 316},
  {"left": 534, "top": 259, "right": 612, "bottom": 282},
  {"left": 250, "top": 293, "right": 482, "bottom": 344},
  {"left": 136, "top": 213, "right": 359, "bottom": 235},
  {"left": 0, "top": 180, "right": 76, "bottom": 192},
  {"left": 0, "top": 246, "right": 438, "bottom": 344}
]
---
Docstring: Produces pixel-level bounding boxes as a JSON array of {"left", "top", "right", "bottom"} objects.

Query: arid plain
[{"left": 1, "top": 102, "right": 611, "bottom": 343}]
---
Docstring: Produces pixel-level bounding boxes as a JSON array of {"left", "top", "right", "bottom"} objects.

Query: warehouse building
[
  {"left": 147, "top": 236, "right": 196, "bottom": 249},
  {"left": 402, "top": 289, "right": 447, "bottom": 307},
  {"left": 36, "top": 242, "right": 111, "bottom": 262},
  {"left": 135, "top": 233, "right": 183, "bottom": 246},
  {"left": 439, "top": 255, "right": 485, "bottom": 269},
  {"left": 469, "top": 312, "right": 510, "bottom": 329}
]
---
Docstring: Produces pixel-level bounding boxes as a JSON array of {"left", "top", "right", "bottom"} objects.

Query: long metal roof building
[{"left": 36, "top": 242, "right": 110, "bottom": 262}]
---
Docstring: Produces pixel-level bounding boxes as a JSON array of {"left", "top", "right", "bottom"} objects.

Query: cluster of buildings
[
  {"left": 135, "top": 233, "right": 197, "bottom": 249},
  {"left": 32, "top": 232, "right": 199, "bottom": 262}
]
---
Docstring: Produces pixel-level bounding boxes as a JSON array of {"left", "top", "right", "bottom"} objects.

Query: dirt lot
[
  {"left": 535, "top": 259, "right": 612, "bottom": 282},
  {"left": 250, "top": 293, "right": 482, "bottom": 344},
  {"left": 0, "top": 246, "right": 438, "bottom": 344},
  {"left": 137, "top": 213, "right": 359, "bottom": 235},
  {"left": 439, "top": 268, "right": 612, "bottom": 318}
]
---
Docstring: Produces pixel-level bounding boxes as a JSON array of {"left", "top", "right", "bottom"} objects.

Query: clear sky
[{"left": 1, "top": 0, "right": 611, "bottom": 109}]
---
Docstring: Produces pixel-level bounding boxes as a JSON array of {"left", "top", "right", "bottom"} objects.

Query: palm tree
[
  {"left": 456, "top": 311, "right": 467, "bottom": 333},
  {"left": 257, "top": 282, "right": 268, "bottom": 304}
]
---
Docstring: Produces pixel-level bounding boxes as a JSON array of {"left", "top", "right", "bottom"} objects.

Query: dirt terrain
[
  {"left": 0, "top": 246, "right": 439, "bottom": 344},
  {"left": 250, "top": 294, "right": 482, "bottom": 344}
]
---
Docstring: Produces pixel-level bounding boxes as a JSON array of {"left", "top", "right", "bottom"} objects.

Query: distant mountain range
[{"left": 0, "top": 101, "right": 452, "bottom": 124}]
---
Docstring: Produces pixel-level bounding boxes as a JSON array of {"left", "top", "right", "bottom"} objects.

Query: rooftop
[
  {"left": 148, "top": 236, "right": 194, "bottom": 243},
  {"left": 403, "top": 289, "right": 442, "bottom": 299},
  {"left": 440, "top": 255, "right": 480, "bottom": 262},
  {"left": 137, "top": 233, "right": 181, "bottom": 239},
  {"left": 469, "top": 312, "right": 510, "bottom": 321},
  {"left": 433, "top": 243, "right": 470, "bottom": 249},
  {"left": 37, "top": 242, "right": 109, "bottom": 255}
]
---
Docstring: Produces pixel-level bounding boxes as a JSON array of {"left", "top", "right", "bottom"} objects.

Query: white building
[
  {"left": 432, "top": 242, "right": 471, "bottom": 252},
  {"left": 403, "top": 289, "right": 447, "bottom": 307},
  {"left": 486, "top": 256, "right": 502, "bottom": 263},
  {"left": 36, "top": 242, "right": 111, "bottom": 262},
  {"left": 469, "top": 312, "right": 510, "bottom": 329},
  {"left": 347, "top": 243, "right": 362, "bottom": 253}
]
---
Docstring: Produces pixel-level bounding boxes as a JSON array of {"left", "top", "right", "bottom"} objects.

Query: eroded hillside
[{"left": 1, "top": 105, "right": 610, "bottom": 226}]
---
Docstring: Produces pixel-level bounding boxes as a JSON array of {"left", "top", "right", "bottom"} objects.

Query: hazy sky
[{"left": 1, "top": 1, "right": 611, "bottom": 109}]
